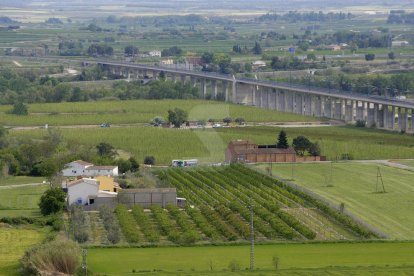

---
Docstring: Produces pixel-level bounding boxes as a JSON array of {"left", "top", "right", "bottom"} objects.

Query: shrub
[
  {"left": 70, "top": 205, "right": 90, "bottom": 243},
  {"left": 99, "top": 205, "right": 121, "bottom": 244},
  {"left": 115, "top": 204, "right": 140, "bottom": 243},
  {"left": 228, "top": 260, "right": 240, "bottom": 272},
  {"left": 21, "top": 239, "right": 80, "bottom": 275},
  {"left": 39, "top": 188, "right": 66, "bottom": 216},
  {"left": 9, "top": 102, "right": 28, "bottom": 115},
  {"left": 308, "top": 142, "right": 321, "bottom": 156},
  {"left": 144, "top": 156, "right": 155, "bottom": 165},
  {"left": 355, "top": 120, "right": 366, "bottom": 127},
  {"left": 272, "top": 256, "right": 280, "bottom": 270},
  {"left": 234, "top": 117, "right": 245, "bottom": 125}
]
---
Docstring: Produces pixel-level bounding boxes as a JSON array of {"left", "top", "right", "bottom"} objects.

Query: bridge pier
[
  {"left": 345, "top": 100, "right": 353, "bottom": 122},
  {"left": 334, "top": 99, "right": 342, "bottom": 120},
  {"left": 267, "top": 89, "right": 272, "bottom": 110},
  {"left": 399, "top": 108, "right": 409, "bottom": 133},
  {"left": 200, "top": 79, "right": 207, "bottom": 99},
  {"left": 286, "top": 93, "right": 294, "bottom": 113},
  {"left": 304, "top": 95, "right": 312, "bottom": 116},
  {"left": 252, "top": 85, "right": 257, "bottom": 106},
  {"left": 222, "top": 81, "right": 229, "bottom": 102},
  {"left": 190, "top": 76, "right": 197, "bottom": 87},
  {"left": 382, "top": 105, "right": 389, "bottom": 129},
  {"left": 231, "top": 81, "right": 236, "bottom": 103},
  {"left": 367, "top": 103, "right": 375, "bottom": 127},
  {"left": 211, "top": 80, "right": 218, "bottom": 100},
  {"left": 411, "top": 109, "right": 414, "bottom": 133},
  {"left": 323, "top": 97, "right": 331, "bottom": 118},
  {"left": 314, "top": 96, "right": 321, "bottom": 117},
  {"left": 279, "top": 91, "right": 286, "bottom": 112}
]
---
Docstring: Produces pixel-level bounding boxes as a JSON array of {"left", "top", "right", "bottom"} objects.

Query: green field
[
  {"left": 0, "top": 100, "right": 318, "bottom": 126},
  {"left": 11, "top": 125, "right": 414, "bottom": 164},
  {"left": 0, "top": 226, "right": 46, "bottom": 276},
  {"left": 256, "top": 162, "right": 414, "bottom": 239},
  {"left": 0, "top": 184, "right": 47, "bottom": 218},
  {"left": 0, "top": 176, "right": 45, "bottom": 186},
  {"left": 391, "top": 159, "right": 414, "bottom": 168},
  {"left": 87, "top": 242, "right": 414, "bottom": 275}
]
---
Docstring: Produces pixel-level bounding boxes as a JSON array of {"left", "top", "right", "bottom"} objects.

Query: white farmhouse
[
  {"left": 149, "top": 50, "right": 162, "bottom": 57},
  {"left": 67, "top": 178, "right": 99, "bottom": 205},
  {"left": 84, "top": 166, "right": 119, "bottom": 177},
  {"left": 61, "top": 160, "right": 93, "bottom": 177}
]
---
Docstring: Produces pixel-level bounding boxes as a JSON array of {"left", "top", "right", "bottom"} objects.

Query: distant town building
[
  {"left": 149, "top": 50, "right": 162, "bottom": 57},
  {"left": 252, "top": 60, "right": 267, "bottom": 70},
  {"left": 161, "top": 59, "right": 174, "bottom": 65},
  {"left": 392, "top": 41, "right": 409, "bottom": 47},
  {"left": 327, "top": 44, "right": 341, "bottom": 51}
]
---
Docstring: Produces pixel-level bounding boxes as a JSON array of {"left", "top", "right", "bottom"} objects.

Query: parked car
[{"left": 212, "top": 123, "right": 222, "bottom": 128}]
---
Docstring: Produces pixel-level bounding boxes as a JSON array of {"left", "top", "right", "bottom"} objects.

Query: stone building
[{"left": 225, "top": 140, "right": 297, "bottom": 163}]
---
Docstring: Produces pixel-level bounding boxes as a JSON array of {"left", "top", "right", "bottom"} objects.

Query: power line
[{"left": 250, "top": 203, "right": 254, "bottom": 271}]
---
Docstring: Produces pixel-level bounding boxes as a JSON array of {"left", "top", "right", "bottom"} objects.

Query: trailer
[{"left": 171, "top": 159, "right": 198, "bottom": 167}]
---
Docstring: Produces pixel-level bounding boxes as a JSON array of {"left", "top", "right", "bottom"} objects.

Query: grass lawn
[
  {"left": 256, "top": 162, "right": 414, "bottom": 239},
  {"left": 0, "top": 176, "right": 45, "bottom": 186},
  {"left": 0, "top": 99, "right": 318, "bottom": 126},
  {"left": 0, "top": 184, "right": 48, "bottom": 218},
  {"left": 0, "top": 225, "right": 46, "bottom": 276},
  {"left": 10, "top": 125, "right": 414, "bottom": 165},
  {"left": 87, "top": 242, "right": 414, "bottom": 275}
]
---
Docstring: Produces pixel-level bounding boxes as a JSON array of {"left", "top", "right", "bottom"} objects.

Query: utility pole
[
  {"left": 82, "top": 249, "right": 88, "bottom": 276},
  {"left": 376, "top": 166, "right": 385, "bottom": 193},
  {"left": 249, "top": 198, "right": 255, "bottom": 271}
]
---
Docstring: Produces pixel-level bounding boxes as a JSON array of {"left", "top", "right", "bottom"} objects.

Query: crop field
[
  {"left": 0, "top": 184, "right": 47, "bottom": 218},
  {"left": 256, "top": 162, "right": 414, "bottom": 239},
  {"left": 11, "top": 125, "right": 414, "bottom": 165},
  {"left": 87, "top": 242, "right": 414, "bottom": 275},
  {"left": 0, "top": 226, "right": 46, "bottom": 276},
  {"left": 79, "top": 165, "right": 373, "bottom": 247},
  {"left": 0, "top": 99, "right": 318, "bottom": 126},
  {"left": 161, "top": 165, "right": 370, "bottom": 241}
]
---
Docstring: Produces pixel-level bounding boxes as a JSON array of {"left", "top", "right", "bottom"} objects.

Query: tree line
[
  {"left": 0, "top": 127, "right": 139, "bottom": 180},
  {"left": 296, "top": 71, "right": 414, "bottom": 97},
  {"left": 255, "top": 11, "right": 352, "bottom": 22},
  {"left": 0, "top": 67, "right": 199, "bottom": 104}
]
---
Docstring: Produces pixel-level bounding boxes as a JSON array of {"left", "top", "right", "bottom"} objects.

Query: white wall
[
  {"left": 67, "top": 180, "right": 99, "bottom": 205},
  {"left": 62, "top": 162, "right": 91, "bottom": 177},
  {"left": 84, "top": 167, "right": 118, "bottom": 177}
]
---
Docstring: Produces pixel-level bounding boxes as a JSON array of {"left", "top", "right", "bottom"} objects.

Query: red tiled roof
[
  {"left": 67, "top": 178, "right": 99, "bottom": 187},
  {"left": 233, "top": 147, "right": 296, "bottom": 155},
  {"left": 85, "top": 166, "right": 117, "bottom": 170},
  {"left": 72, "top": 160, "right": 93, "bottom": 166}
]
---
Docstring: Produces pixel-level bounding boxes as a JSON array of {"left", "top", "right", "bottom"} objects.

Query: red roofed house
[
  {"left": 61, "top": 160, "right": 94, "bottom": 177},
  {"left": 62, "top": 160, "right": 118, "bottom": 177},
  {"left": 225, "top": 140, "right": 296, "bottom": 163}
]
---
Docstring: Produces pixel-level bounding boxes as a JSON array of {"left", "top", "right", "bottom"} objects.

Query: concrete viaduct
[{"left": 83, "top": 60, "right": 414, "bottom": 133}]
